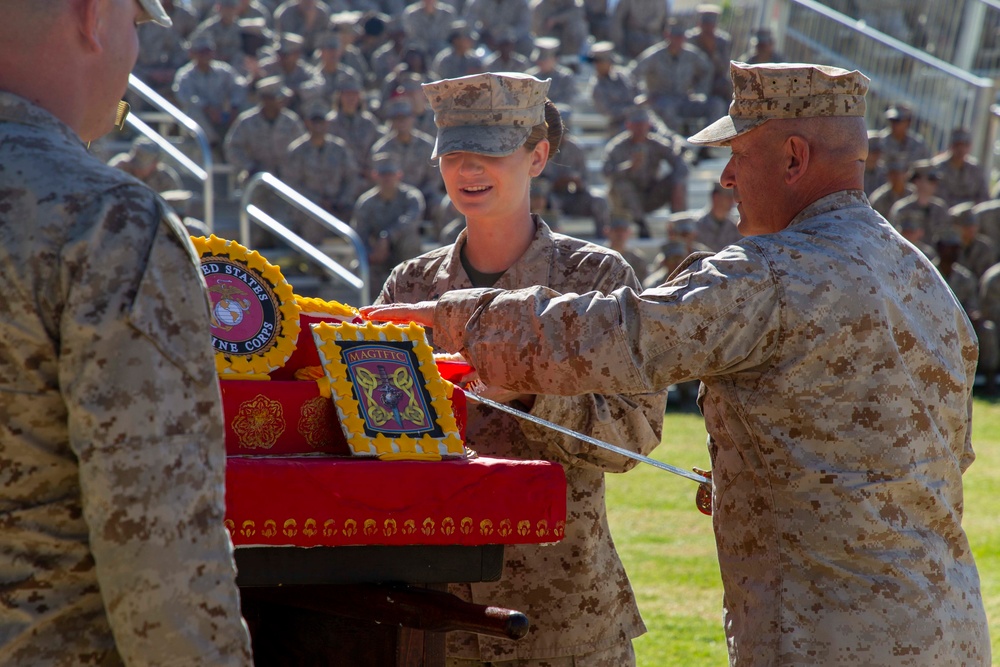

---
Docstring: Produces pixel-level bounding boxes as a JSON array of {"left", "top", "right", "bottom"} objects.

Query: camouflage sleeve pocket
[{"left": 127, "top": 215, "right": 217, "bottom": 387}]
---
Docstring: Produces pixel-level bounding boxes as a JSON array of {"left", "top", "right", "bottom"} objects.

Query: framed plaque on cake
[{"left": 312, "top": 321, "right": 465, "bottom": 460}]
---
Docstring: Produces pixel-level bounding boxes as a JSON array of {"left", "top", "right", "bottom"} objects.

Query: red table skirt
[{"left": 225, "top": 456, "right": 567, "bottom": 548}]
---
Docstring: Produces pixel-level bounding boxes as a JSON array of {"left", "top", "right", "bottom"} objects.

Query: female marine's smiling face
[{"left": 438, "top": 141, "right": 548, "bottom": 225}]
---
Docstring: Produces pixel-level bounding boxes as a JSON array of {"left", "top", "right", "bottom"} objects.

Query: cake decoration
[
  {"left": 270, "top": 295, "right": 364, "bottom": 381},
  {"left": 191, "top": 235, "right": 300, "bottom": 377},
  {"left": 231, "top": 393, "right": 286, "bottom": 450},
  {"left": 312, "top": 321, "right": 465, "bottom": 460}
]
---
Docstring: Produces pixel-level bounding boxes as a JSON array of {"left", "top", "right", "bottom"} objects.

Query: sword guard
[{"left": 693, "top": 467, "right": 712, "bottom": 516}]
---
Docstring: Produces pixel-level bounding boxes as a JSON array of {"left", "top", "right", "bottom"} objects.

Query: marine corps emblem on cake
[
  {"left": 191, "top": 235, "right": 300, "bottom": 377},
  {"left": 312, "top": 321, "right": 465, "bottom": 460}
]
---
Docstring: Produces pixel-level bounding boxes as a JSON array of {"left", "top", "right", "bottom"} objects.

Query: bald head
[
  {"left": 721, "top": 114, "right": 870, "bottom": 236},
  {"left": 0, "top": 0, "right": 63, "bottom": 41},
  {"left": 765, "top": 115, "right": 867, "bottom": 195},
  {"left": 0, "top": 0, "right": 146, "bottom": 142}
]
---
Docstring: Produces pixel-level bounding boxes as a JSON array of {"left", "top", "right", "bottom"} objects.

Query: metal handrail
[
  {"left": 789, "top": 0, "right": 995, "bottom": 85},
  {"left": 126, "top": 74, "right": 215, "bottom": 231},
  {"left": 771, "top": 0, "right": 997, "bottom": 167},
  {"left": 240, "top": 172, "right": 370, "bottom": 305}
]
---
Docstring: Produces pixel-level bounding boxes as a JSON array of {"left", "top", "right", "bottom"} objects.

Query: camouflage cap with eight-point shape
[
  {"left": 422, "top": 72, "right": 551, "bottom": 158},
  {"left": 688, "top": 61, "right": 869, "bottom": 146}
]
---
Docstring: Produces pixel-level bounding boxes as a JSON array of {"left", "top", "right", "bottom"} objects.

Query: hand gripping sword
[{"left": 462, "top": 389, "right": 713, "bottom": 515}]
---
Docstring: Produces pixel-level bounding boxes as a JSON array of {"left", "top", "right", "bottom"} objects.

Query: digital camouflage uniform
[
  {"left": 609, "top": 0, "right": 668, "bottom": 60},
  {"left": 530, "top": 0, "right": 588, "bottom": 57},
  {"left": 686, "top": 24, "right": 734, "bottom": 100},
  {"left": 877, "top": 128, "right": 931, "bottom": 172},
  {"left": 402, "top": 1, "right": 458, "bottom": 60},
  {"left": 377, "top": 219, "right": 664, "bottom": 663},
  {"left": 0, "top": 92, "right": 252, "bottom": 666},
  {"left": 273, "top": 0, "right": 332, "bottom": 54},
  {"left": 327, "top": 106, "right": 383, "bottom": 193},
  {"left": 223, "top": 105, "right": 306, "bottom": 180},
  {"left": 351, "top": 180, "right": 426, "bottom": 291},
  {"left": 281, "top": 131, "right": 358, "bottom": 220},
  {"left": 959, "top": 234, "right": 997, "bottom": 279},
  {"left": 525, "top": 64, "right": 578, "bottom": 105},
  {"left": 540, "top": 133, "right": 610, "bottom": 233},
  {"left": 973, "top": 198, "right": 1000, "bottom": 249},
  {"left": 370, "top": 42, "right": 407, "bottom": 86},
  {"left": 465, "top": 0, "right": 533, "bottom": 52},
  {"left": 431, "top": 47, "right": 486, "bottom": 81},
  {"left": 370, "top": 128, "right": 443, "bottom": 210},
  {"left": 935, "top": 259, "right": 1000, "bottom": 373},
  {"left": 301, "top": 60, "right": 366, "bottom": 103},
  {"left": 257, "top": 56, "right": 325, "bottom": 107},
  {"left": 420, "top": 63, "right": 991, "bottom": 666},
  {"left": 108, "top": 150, "right": 185, "bottom": 194},
  {"left": 603, "top": 128, "right": 689, "bottom": 219},
  {"left": 931, "top": 153, "right": 990, "bottom": 208},
  {"left": 189, "top": 15, "right": 243, "bottom": 67},
  {"left": 869, "top": 181, "right": 913, "bottom": 219},
  {"left": 135, "top": 15, "right": 193, "bottom": 97},
  {"left": 887, "top": 193, "right": 949, "bottom": 242},
  {"left": 339, "top": 43, "right": 373, "bottom": 86},
  {"left": 482, "top": 49, "right": 532, "bottom": 74},
  {"left": 172, "top": 58, "right": 249, "bottom": 143},
  {"left": 431, "top": 193, "right": 991, "bottom": 667},
  {"left": 632, "top": 41, "right": 725, "bottom": 131},
  {"left": 591, "top": 65, "right": 639, "bottom": 131},
  {"left": 979, "top": 261, "right": 1000, "bottom": 326},
  {"left": 685, "top": 206, "right": 741, "bottom": 252},
  {"left": 939, "top": 257, "right": 982, "bottom": 314}
]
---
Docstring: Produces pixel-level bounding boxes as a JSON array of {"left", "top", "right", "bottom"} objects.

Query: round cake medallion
[{"left": 191, "top": 235, "right": 300, "bottom": 376}]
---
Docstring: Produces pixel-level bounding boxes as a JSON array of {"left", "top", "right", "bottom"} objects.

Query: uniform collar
[
  {"left": 432, "top": 214, "right": 556, "bottom": 294},
  {"left": 787, "top": 190, "right": 870, "bottom": 229},
  {"left": 0, "top": 92, "right": 86, "bottom": 148}
]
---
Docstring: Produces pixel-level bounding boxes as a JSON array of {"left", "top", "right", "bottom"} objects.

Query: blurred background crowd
[{"left": 98, "top": 0, "right": 1000, "bottom": 394}]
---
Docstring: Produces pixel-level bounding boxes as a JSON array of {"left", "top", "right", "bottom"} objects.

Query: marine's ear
[
  {"left": 783, "top": 134, "right": 810, "bottom": 186},
  {"left": 527, "top": 139, "right": 550, "bottom": 178},
  {"left": 76, "top": 0, "right": 105, "bottom": 53}
]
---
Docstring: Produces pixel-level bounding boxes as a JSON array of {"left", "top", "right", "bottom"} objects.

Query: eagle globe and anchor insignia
[
  {"left": 206, "top": 273, "right": 278, "bottom": 352},
  {"left": 191, "top": 235, "right": 300, "bottom": 376}
]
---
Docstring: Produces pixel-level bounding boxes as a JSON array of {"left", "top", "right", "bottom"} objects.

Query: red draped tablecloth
[{"left": 225, "top": 456, "right": 567, "bottom": 548}]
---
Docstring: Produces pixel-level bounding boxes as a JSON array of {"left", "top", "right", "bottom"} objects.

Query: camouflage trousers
[{"left": 446, "top": 640, "right": 636, "bottom": 667}]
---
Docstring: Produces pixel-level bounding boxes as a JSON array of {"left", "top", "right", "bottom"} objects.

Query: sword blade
[{"left": 462, "top": 389, "right": 710, "bottom": 485}]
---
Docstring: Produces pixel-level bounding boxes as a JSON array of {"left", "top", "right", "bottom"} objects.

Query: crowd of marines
[
  {"left": 117, "top": 3, "right": 762, "bottom": 268},
  {"left": 113, "top": 0, "right": 1000, "bottom": 391}
]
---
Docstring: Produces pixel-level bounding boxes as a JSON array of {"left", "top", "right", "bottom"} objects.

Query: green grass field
[{"left": 606, "top": 397, "right": 1000, "bottom": 666}]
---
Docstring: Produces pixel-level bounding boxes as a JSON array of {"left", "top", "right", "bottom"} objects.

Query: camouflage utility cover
[
  {"left": 430, "top": 192, "right": 991, "bottom": 666},
  {"left": 689, "top": 62, "right": 870, "bottom": 146},
  {"left": 377, "top": 218, "right": 666, "bottom": 661},
  {"left": 423, "top": 72, "right": 551, "bottom": 158},
  {"left": 0, "top": 92, "right": 252, "bottom": 666}
]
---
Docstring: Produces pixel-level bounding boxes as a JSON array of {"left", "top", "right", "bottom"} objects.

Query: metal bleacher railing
[
  {"left": 783, "top": 0, "right": 1000, "bottom": 78},
  {"left": 127, "top": 74, "right": 216, "bottom": 231},
  {"left": 126, "top": 74, "right": 372, "bottom": 303},
  {"left": 751, "top": 0, "right": 997, "bottom": 171},
  {"left": 240, "top": 172, "right": 370, "bottom": 305}
]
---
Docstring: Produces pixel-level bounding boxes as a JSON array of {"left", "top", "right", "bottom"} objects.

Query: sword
[{"left": 461, "top": 388, "right": 714, "bottom": 514}]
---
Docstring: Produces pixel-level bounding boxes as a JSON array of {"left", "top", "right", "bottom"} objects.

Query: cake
[
  {"left": 194, "top": 235, "right": 467, "bottom": 458},
  {"left": 312, "top": 320, "right": 466, "bottom": 460}
]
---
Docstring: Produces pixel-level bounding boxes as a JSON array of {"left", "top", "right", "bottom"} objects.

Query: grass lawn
[{"left": 606, "top": 397, "right": 1000, "bottom": 666}]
